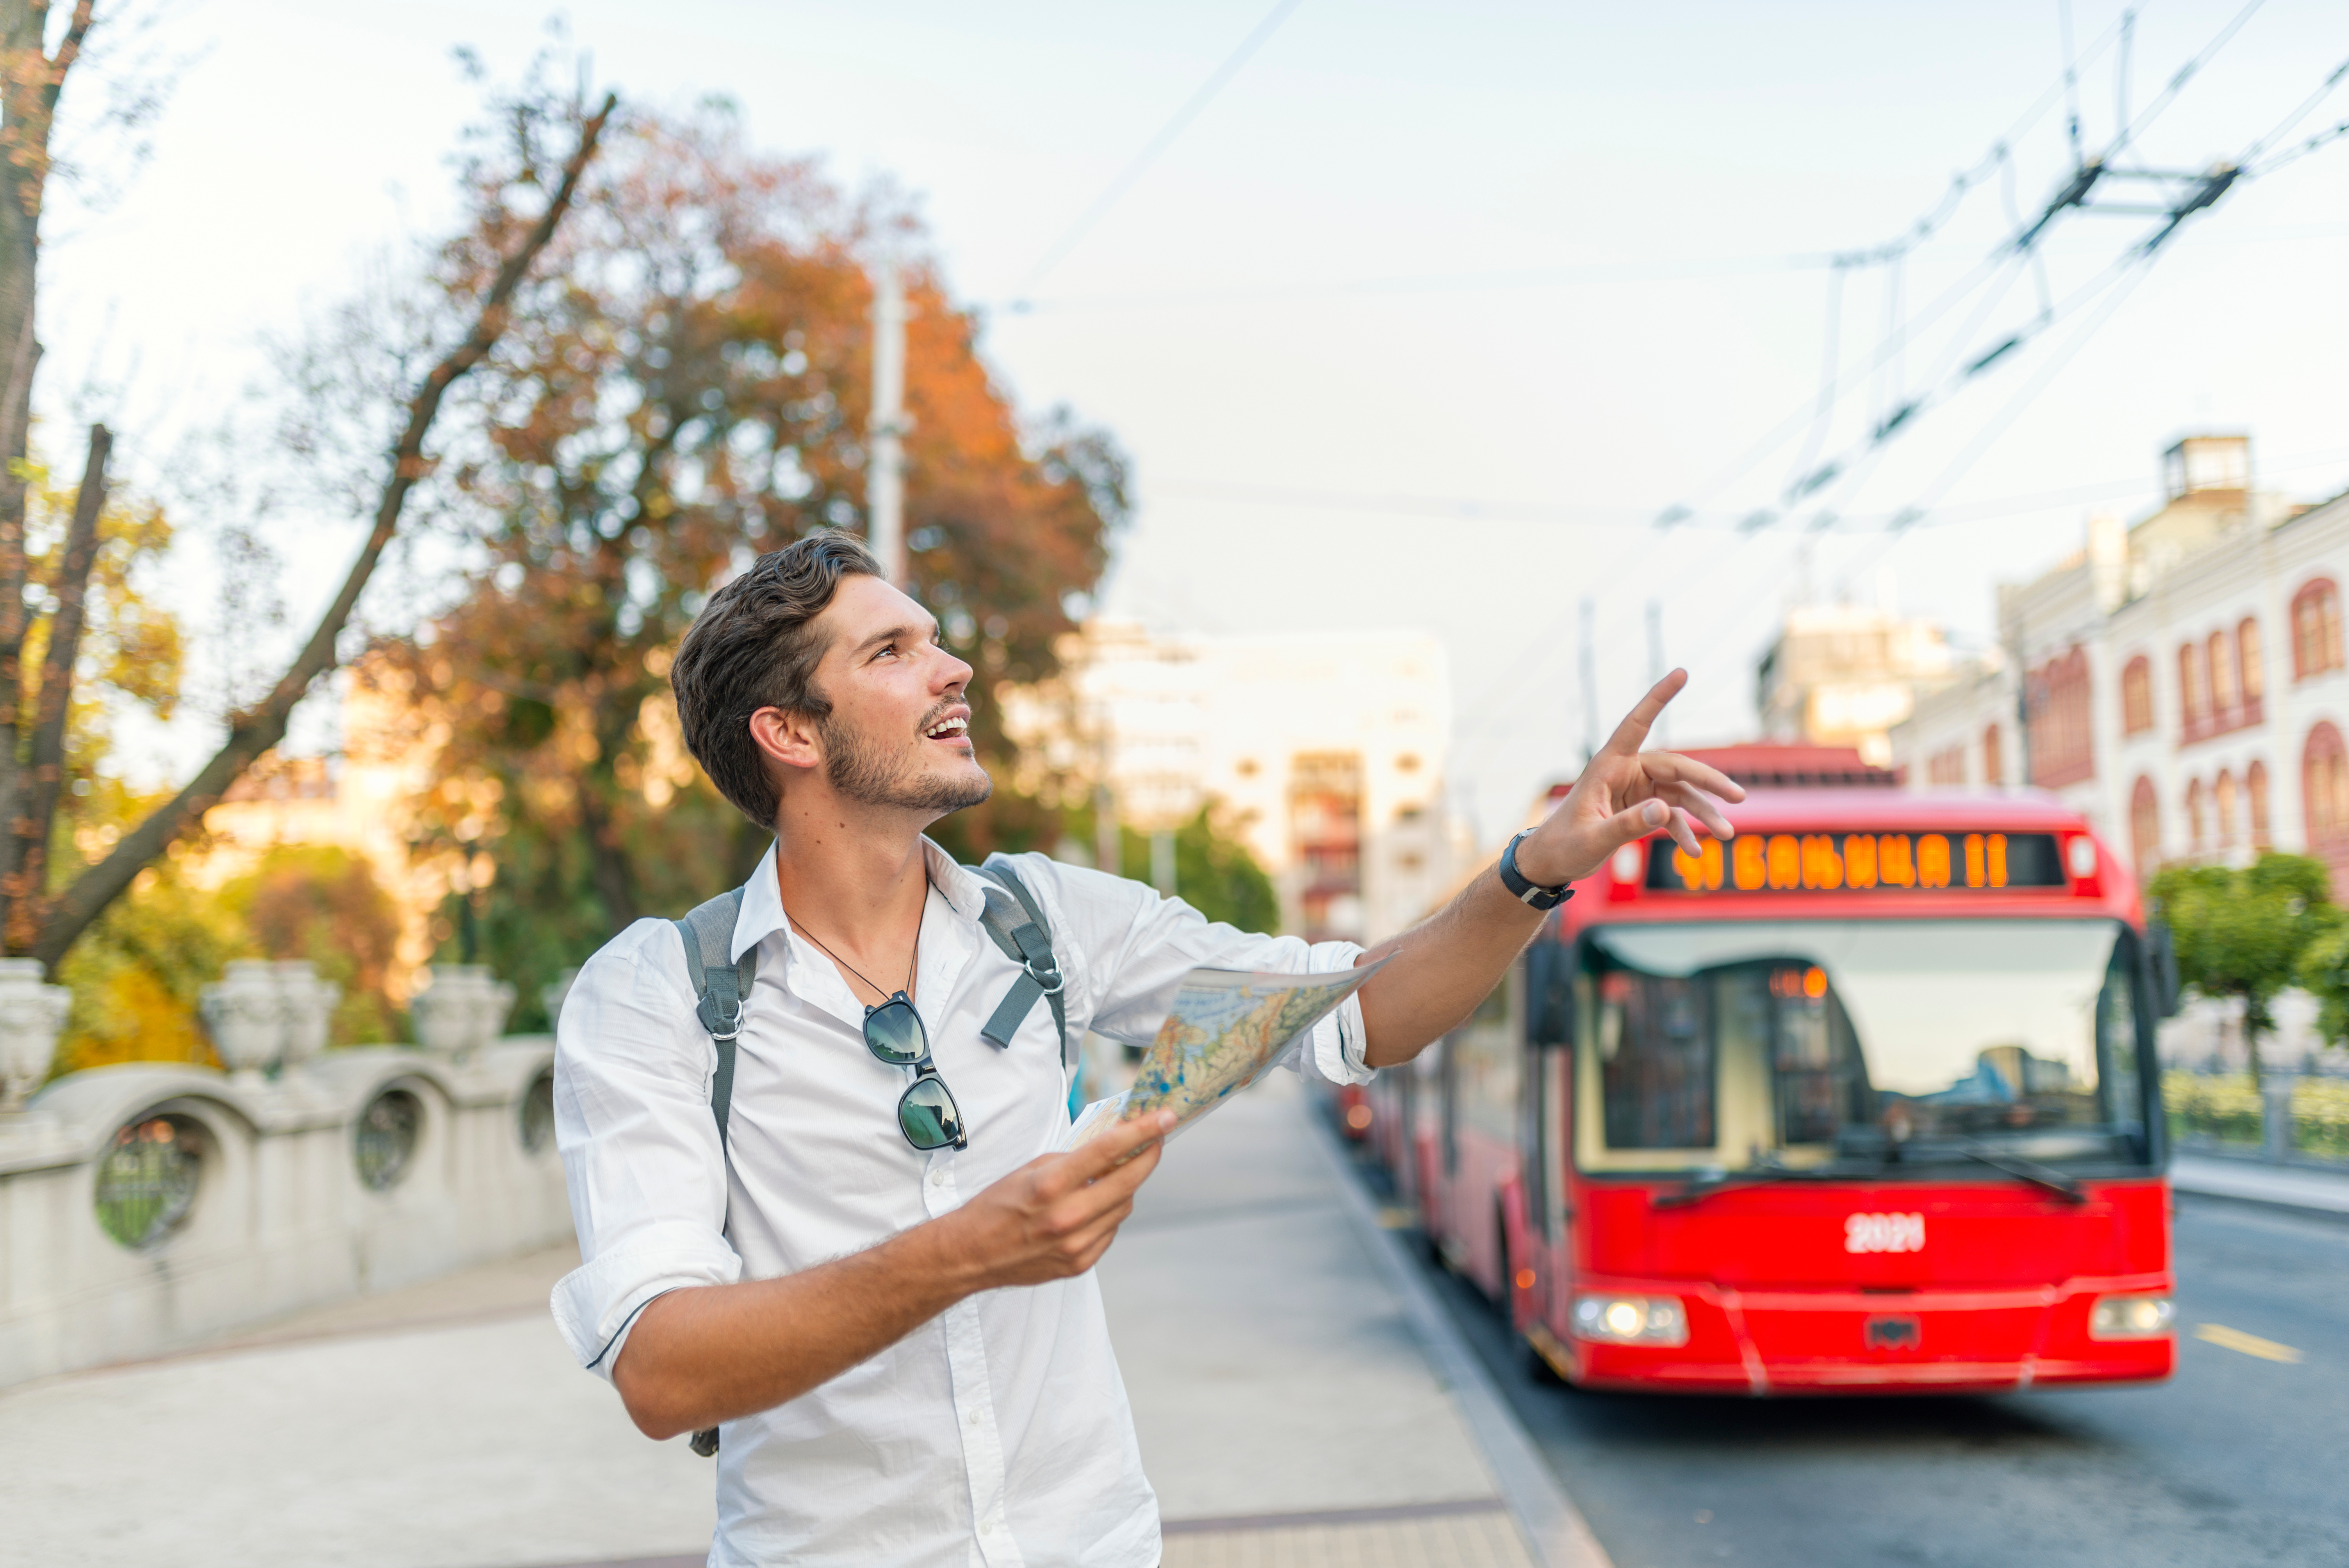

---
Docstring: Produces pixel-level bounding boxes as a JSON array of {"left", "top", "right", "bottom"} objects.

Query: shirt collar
[{"left": 729, "top": 837, "right": 989, "bottom": 964}]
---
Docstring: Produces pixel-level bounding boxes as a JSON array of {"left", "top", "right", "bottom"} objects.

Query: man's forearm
[
  {"left": 1354, "top": 862, "right": 1543, "bottom": 1069},
  {"left": 613, "top": 1213, "right": 980, "bottom": 1439}
]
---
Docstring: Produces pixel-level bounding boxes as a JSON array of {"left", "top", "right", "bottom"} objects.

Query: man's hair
[{"left": 672, "top": 532, "right": 881, "bottom": 827}]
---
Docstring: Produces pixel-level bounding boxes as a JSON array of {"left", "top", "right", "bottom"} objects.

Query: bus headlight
[
  {"left": 2087, "top": 1294, "right": 2174, "bottom": 1339},
  {"left": 1570, "top": 1294, "right": 1688, "bottom": 1346}
]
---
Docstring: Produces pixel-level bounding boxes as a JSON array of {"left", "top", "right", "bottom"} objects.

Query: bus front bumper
[{"left": 1541, "top": 1276, "right": 2176, "bottom": 1395}]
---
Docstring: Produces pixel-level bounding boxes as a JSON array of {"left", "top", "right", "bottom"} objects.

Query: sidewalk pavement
[
  {"left": 2172, "top": 1152, "right": 2349, "bottom": 1216},
  {"left": 0, "top": 1071, "right": 1599, "bottom": 1568}
]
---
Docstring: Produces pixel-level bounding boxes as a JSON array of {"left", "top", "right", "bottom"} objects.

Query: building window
[
  {"left": 2215, "top": 770, "right": 2238, "bottom": 849},
  {"left": 2293, "top": 579, "right": 2345, "bottom": 681},
  {"left": 2306, "top": 723, "right": 2349, "bottom": 844},
  {"left": 2130, "top": 775, "right": 2160, "bottom": 874},
  {"left": 2208, "top": 631, "right": 2238, "bottom": 720},
  {"left": 2247, "top": 759, "right": 2271, "bottom": 848},
  {"left": 2185, "top": 778, "right": 2205, "bottom": 853},
  {"left": 2120, "top": 656, "right": 2155, "bottom": 736},
  {"left": 2178, "top": 643, "right": 2205, "bottom": 735},
  {"left": 2027, "top": 647, "right": 2094, "bottom": 788},
  {"left": 2239, "top": 619, "right": 2265, "bottom": 707},
  {"left": 1982, "top": 723, "right": 2003, "bottom": 788},
  {"left": 1927, "top": 745, "right": 1965, "bottom": 786}
]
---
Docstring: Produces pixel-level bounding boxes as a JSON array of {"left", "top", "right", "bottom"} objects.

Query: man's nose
[{"left": 932, "top": 644, "right": 974, "bottom": 691}]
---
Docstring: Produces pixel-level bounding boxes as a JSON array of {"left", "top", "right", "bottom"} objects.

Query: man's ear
[{"left": 749, "top": 706, "right": 823, "bottom": 778}]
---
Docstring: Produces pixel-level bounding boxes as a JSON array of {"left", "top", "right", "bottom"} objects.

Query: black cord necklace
[{"left": 795, "top": 880, "right": 929, "bottom": 1003}]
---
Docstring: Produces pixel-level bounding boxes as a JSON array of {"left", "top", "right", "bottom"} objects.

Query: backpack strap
[
  {"left": 970, "top": 856, "right": 1069, "bottom": 1068},
  {"left": 673, "top": 887, "right": 757, "bottom": 1155},
  {"left": 671, "top": 885, "right": 754, "bottom": 1463}
]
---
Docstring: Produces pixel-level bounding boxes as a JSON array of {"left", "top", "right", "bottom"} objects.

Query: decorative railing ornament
[
  {"left": 200, "top": 960, "right": 291, "bottom": 1080},
  {"left": 409, "top": 965, "right": 515, "bottom": 1061},
  {"left": 277, "top": 962, "right": 341, "bottom": 1071},
  {"left": 0, "top": 957, "right": 73, "bottom": 1113}
]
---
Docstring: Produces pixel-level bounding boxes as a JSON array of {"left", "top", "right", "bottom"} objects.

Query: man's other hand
[
  {"left": 950, "top": 1109, "right": 1176, "bottom": 1290},
  {"left": 1515, "top": 668, "right": 1747, "bottom": 888}
]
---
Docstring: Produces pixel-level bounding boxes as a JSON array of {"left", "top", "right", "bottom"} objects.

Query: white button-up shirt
[{"left": 551, "top": 840, "right": 1371, "bottom": 1567}]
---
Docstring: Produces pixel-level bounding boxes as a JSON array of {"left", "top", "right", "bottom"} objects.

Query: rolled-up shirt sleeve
[
  {"left": 1004, "top": 854, "right": 1375, "bottom": 1088},
  {"left": 549, "top": 919, "right": 745, "bottom": 1381}
]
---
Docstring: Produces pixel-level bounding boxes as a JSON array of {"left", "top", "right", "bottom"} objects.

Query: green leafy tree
[
  {"left": 2150, "top": 852, "right": 2340, "bottom": 1086},
  {"left": 2293, "top": 910, "right": 2349, "bottom": 1060}
]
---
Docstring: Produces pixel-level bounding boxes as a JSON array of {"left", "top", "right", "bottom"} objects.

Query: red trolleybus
[{"left": 1394, "top": 748, "right": 2177, "bottom": 1394}]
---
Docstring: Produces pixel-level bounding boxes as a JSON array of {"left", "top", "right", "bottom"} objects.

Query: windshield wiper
[
  {"left": 1653, "top": 1164, "right": 1878, "bottom": 1210},
  {"left": 1946, "top": 1140, "right": 2087, "bottom": 1205}
]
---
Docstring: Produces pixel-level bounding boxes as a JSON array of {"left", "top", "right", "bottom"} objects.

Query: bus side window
[
  {"left": 2099, "top": 932, "right": 2146, "bottom": 1156},
  {"left": 1600, "top": 970, "right": 1716, "bottom": 1149}
]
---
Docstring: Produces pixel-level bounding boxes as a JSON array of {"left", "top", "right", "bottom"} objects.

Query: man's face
[{"left": 804, "top": 574, "right": 992, "bottom": 817}]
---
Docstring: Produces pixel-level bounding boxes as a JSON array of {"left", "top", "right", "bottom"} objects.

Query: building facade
[
  {"left": 1755, "top": 601, "right": 1956, "bottom": 766},
  {"left": 1891, "top": 436, "right": 2347, "bottom": 889}
]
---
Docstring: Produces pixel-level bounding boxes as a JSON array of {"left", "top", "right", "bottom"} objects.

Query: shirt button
[{"left": 930, "top": 1169, "right": 946, "bottom": 1187}]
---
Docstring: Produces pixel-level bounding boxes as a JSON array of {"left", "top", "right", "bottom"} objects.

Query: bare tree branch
[{"left": 29, "top": 90, "right": 619, "bottom": 970}]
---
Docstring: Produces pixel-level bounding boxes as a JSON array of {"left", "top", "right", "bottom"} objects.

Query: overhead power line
[
  {"left": 1011, "top": 0, "right": 1305, "bottom": 302},
  {"left": 1650, "top": 0, "right": 2329, "bottom": 540}
]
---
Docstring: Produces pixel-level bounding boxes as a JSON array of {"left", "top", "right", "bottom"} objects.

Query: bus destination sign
[{"left": 1646, "top": 830, "right": 2066, "bottom": 894}]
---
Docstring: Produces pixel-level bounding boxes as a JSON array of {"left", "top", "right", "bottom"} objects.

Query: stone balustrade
[{"left": 0, "top": 959, "right": 571, "bottom": 1390}]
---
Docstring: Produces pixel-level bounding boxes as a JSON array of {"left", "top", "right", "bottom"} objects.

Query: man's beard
[{"left": 818, "top": 710, "right": 993, "bottom": 814}]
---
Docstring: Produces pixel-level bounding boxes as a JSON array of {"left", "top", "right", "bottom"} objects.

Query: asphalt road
[{"left": 1402, "top": 1185, "right": 2349, "bottom": 1568}]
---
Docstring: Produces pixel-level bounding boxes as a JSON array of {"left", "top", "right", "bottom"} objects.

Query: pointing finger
[{"left": 1598, "top": 669, "right": 1688, "bottom": 761}]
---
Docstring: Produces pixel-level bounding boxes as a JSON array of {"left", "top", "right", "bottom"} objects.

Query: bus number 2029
[{"left": 1845, "top": 1213, "right": 1926, "bottom": 1254}]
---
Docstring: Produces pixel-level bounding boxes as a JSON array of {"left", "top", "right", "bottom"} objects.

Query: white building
[
  {"left": 1008, "top": 621, "right": 1467, "bottom": 943},
  {"left": 1756, "top": 601, "right": 1956, "bottom": 766},
  {"left": 1891, "top": 436, "right": 2349, "bottom": 887}
]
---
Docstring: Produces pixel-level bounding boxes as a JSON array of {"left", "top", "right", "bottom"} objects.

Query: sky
[{"left": 39, "top": 0, "right": 2349, "bottom": 846}]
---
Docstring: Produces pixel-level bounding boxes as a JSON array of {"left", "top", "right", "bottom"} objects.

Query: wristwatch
[{"left": 1499, "top": 829, "right": 1575, "bottom": 911}]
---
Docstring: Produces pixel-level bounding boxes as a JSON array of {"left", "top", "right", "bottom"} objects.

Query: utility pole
[
  {"left": 1579, "top": 597, "right": 1599, "bottom": 767},
  {"left": 1646, "top": 598, "right": 1669, "bottom": 748},
  {"left": 868, "top": 257, "right": 908, "bottom": 584}
]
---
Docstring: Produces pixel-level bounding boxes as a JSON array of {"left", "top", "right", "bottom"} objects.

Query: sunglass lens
[
  {"left": 898, "top": 1076, "right": 964, "bottom": 1150},
  {"left": 864, "top": 999, "right": 927, "bottom": 1065}
]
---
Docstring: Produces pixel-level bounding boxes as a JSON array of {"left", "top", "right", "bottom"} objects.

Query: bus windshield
[{"left": 1576, "top": 919, "right": 2151, "bottom": 1173}]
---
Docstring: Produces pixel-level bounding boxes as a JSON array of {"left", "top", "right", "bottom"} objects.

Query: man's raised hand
[
  {"left": 951, "top": 1109, "right": 1176, "bottom": 1291},
  {"left": 1513, "top": 668, "right": 1747, "bottom": 889}
]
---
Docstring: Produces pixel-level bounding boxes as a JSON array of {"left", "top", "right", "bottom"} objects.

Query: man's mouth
[{"left": 924, "top": 712, "right": 971, "bottom": 742}]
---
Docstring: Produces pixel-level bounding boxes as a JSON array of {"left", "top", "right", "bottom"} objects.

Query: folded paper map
[{"left": 1065, "top": 957, "right": 1389, "bottom": 1149}]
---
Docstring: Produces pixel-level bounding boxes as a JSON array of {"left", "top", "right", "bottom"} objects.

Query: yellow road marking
[{"left": 2194, "top": 1323, "right": 2303, "bottom": 1363}]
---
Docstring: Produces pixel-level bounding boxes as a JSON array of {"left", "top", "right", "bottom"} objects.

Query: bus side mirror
[
  {"left": 2148, "top": 920, "right": 2182, "bottom": 1018},
  {"left": 1527, "top": 940, "right": 1573, "bottom": 1046}
]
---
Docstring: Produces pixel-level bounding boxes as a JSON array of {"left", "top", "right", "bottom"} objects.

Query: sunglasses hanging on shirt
[{"left": 797, "top": 894, "right": 968, "bottom": 1152}]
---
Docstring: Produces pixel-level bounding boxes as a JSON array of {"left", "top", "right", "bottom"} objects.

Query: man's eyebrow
[{"left": 848, "top": 620, "right": 938, "bottom": 657}]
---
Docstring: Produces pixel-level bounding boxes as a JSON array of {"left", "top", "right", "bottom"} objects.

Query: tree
[
  {"left": 2149, "top": 853, "right": 2339, "bottom": 1086},
  {"left": 0, "top": 66, "right": 617, "bottom": 972},
  {"left": 230, "top": 846, "right": 403, "bottom": 1044},
  {"left": 387, "top": 104, "right": 1127, "bottom": 994}
]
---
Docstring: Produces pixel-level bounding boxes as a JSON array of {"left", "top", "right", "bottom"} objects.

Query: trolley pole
[{"left": 868, "top": 257, "right": 908, "bottom": 584}]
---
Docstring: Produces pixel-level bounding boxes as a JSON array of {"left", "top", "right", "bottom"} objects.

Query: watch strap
[{"left": 1499, "top": 829, "right": 1574, "bottom": 911}]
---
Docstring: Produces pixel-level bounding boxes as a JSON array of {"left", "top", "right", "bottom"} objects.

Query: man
[{"left": 551, "top": 532, "right": 1740, "bottom": 1566}]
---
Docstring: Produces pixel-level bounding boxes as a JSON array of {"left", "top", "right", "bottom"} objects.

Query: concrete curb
[
  {"left": 1308, "top": 1112, "right": 1615, "bottom": 1568},
  {"left": 2172, "top": 1154, "right": 2349, "bottom": 1219}
]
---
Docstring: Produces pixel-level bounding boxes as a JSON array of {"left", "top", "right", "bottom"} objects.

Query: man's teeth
[{"left": 926, "top": 716, "right": 969, "bottom": 738}]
